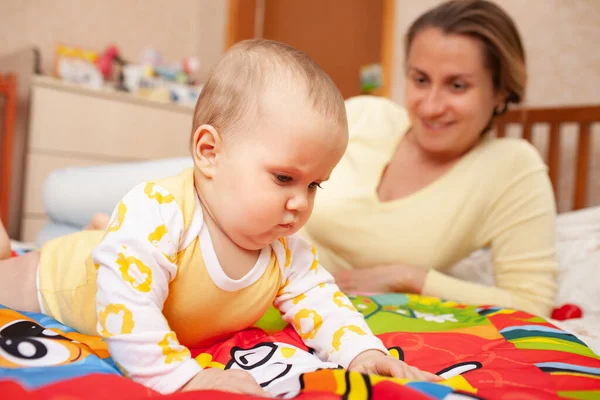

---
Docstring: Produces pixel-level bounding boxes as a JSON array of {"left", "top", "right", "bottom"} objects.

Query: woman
[{"left": 302, "top": 0, "right": 557, "bottom": 316}]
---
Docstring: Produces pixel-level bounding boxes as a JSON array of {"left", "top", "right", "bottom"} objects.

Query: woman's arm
[
  {"left": 422, "top": 147, "right": 558, "bottom": 317},
  {"left": 336, "top": 144, "right": 557, "bottom": 317}
]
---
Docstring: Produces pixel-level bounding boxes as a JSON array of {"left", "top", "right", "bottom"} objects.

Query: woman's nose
[{"left": 419, "top": 87, "right": 446, "bottom": 118}]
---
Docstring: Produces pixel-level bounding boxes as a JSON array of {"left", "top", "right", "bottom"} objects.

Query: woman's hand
[{"left": 333, "top": 264, "right": 428, "bottom": 294}]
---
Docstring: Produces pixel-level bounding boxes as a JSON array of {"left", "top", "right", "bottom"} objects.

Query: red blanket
[{"left": 1, "top": 294, "right": 599, "bottom": 399}]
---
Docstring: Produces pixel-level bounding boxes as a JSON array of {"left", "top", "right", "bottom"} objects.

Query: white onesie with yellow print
[{"left": 37, "top": 167, "right": 387, "bottom": 394}]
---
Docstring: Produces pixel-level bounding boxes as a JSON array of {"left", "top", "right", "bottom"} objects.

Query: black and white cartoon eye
[
  {"left": 228, "top": 343, "right": 277, "bottom": 370},
  {"left": 436, "top": 361, "right": 483, "bottom": 379}
]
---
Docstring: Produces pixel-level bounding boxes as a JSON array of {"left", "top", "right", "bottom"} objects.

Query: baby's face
[{"left": 211, "top": 91, "right": 348, "bottom": 251}]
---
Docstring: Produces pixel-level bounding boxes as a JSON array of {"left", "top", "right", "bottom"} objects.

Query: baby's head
[{"left": 191, "top": 39, "right": 348, "bottom": 250}]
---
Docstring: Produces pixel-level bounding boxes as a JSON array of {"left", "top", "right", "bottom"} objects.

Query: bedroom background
[
  {"left": 0, "top": 0, "right": 598, "bottom": 240},
  {"left": 0, "top": 0, "right": 600, "bottom": 378}
]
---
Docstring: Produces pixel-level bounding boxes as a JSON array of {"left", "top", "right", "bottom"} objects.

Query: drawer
[{"left": 29, "top": 85, "right": 193, "bottom": 160}]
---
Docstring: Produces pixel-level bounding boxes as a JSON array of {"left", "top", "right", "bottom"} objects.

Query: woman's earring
[{"left": 493, "top": 101, "right": 509, "bottom": 116}]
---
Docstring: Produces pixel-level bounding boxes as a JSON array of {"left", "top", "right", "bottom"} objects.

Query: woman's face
[{"left": 405, "top": 27, "right": 506, "bottom": 160}]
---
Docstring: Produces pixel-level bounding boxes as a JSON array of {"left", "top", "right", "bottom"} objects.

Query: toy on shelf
[
  {"left": 53, "top": 44, "right": 202, "bottom": 106},
  {"left": 97, "top": 45, "right": 127, "bottom": 82},
  {"left": 139, "top": 48, "right": 200, "bottom": 84},
  {"left": 123, "top": 48, "right": 202, "bottom": 106},
  {"left": 54, "top": 44, "right": 103, "bottom": 88},
  {"left": 359, "top": 63, "right": 383, "bottom": 95}
]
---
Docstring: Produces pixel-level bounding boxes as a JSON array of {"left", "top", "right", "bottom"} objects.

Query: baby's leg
[
  {"left": 0, "top": 250, "right": 42, "bottom": 313},
  {"left": 0, "top": 219, "right": 11, "bottom": 260}
]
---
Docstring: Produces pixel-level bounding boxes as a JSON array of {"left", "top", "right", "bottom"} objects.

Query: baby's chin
[
  {"left": 236, "top": 227, "right": 303, "bottom": 250},
  {"left": 231, "top": 233, "right": 277, "bottom": 252}
]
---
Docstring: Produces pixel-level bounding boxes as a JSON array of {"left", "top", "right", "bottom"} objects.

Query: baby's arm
[
  {"left": 273, "top": 236, "right": 440, "bottom": 381},
  {"left": 272, "top": 235, "right": 387, "bottom": 367},
  {"left": 93, "top": 182, "right": 201, "bottom": 393}
]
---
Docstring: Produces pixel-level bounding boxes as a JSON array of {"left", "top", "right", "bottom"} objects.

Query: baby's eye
[
  {"left": 275, "top": 174, "right": 292, "bottom": 184},
  {"left": 308, "top": 182, "right": 323, "bottom": 189}
]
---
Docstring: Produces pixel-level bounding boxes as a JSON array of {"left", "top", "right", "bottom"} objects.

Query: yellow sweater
[{"left": 302, "top": 96, "right": 558, "bottom": 316}]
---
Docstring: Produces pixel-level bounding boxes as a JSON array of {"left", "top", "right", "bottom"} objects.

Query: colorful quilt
[{"left": 1, "top": 293, "right": 599, "bottom": 399}]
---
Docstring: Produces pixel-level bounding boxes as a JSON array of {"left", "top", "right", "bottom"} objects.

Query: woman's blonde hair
[{"left": 405, "top": 0, "right": 526, "bottom": 112}]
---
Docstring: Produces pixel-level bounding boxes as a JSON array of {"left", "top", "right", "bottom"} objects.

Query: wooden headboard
[
  {"left": 0, "top": 47, "right": 38, "bottom": 238},
  {"left": 495, "top": 105, "right": 600, "bottom": 211},
  {"left": 0, "top": 74, "right": 17, "bottom": 227}
]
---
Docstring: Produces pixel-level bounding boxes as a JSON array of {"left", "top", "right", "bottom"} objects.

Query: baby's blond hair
[{"left": 191, "top": 39, "right": 346, "bottom": 145}]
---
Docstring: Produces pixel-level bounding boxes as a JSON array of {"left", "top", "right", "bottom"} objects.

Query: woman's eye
[
  {"left": 412, "top": 75, "right": 427, "bottom": 86},
  {"left": 276, "top": 175, "right": 292, "bottom": 184},
  {"left": 451, "top": 81, "right": 467, "bottom": 91},
  {"left": 308, "top": 182, "right": 323, "bottom": 189}
]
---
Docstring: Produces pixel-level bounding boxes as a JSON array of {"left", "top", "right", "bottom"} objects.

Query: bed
[
  {"left": 1, "top": 104, "right": 600, "bottom": 399},
  {"left": 450, "top": 105, "right": 600, "bottom": 355}
]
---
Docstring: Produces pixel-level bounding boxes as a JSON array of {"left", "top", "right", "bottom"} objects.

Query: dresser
[{"left": 21, "top": 76, "right": 194, "bottom": 242}]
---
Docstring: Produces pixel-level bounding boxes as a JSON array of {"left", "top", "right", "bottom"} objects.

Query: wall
[{"left": 0, "top": 0, "right": 228, "bottom": 82}]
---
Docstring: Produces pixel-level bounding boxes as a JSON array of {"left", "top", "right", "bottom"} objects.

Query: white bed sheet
[{"left": 449, "top": 205, "right": 600, "bottom": 355}]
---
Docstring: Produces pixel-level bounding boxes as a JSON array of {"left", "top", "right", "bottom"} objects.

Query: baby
[{"left": 0, "top": 39, "right": 439, "bottom": 395}]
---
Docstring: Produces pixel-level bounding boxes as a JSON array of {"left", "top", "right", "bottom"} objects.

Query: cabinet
[{"left": 21, "top": 76, "right": 194, "bottom": 242}]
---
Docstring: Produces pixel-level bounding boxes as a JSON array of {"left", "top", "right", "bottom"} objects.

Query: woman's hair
[{"left": 405, "top": 0, "right": 526, "bottom": 109}]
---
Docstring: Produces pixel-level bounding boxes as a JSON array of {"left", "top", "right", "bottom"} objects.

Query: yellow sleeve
[{"left": 422, "top": 141, "right": 558, "bottom": 317}]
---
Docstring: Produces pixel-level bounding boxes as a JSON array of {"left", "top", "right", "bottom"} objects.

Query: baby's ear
[{"left": 192, "top": 124, "right": 223, "bottom": 178}]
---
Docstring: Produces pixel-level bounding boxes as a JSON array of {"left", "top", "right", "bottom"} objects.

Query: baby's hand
[
  {"left": 348, "top": 350, "right": 442, "bottom": 381},
  {"left": 181, "top": 368, "right": 269, "bottom": 397}
]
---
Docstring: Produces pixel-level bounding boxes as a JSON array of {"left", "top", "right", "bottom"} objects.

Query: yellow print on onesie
[
  {"left": 310, "top": 246, "right": 318, "bottom": 271},
  {"left": 333, "top": 291, "right": 357, "bottom": 312},
  {"left": 292, "top": 293, "right": 307, "bottom": 305},
  {"left": 159, "top": 332, "right": 191, "bottom": 364},
  {"left": 278, "top": 238, "right": 291, "bottom": 268},
  {"left": 107, "top": 201, "right": 127, "bottom": 233},
  {"left": 98, "top": 304, "right": 135, "bottom": 337},
  {"left": 195, "top": 353, "right": 225, "bottom": 369},
  {"left": 117, "top": 253, "right": 153, "bottom": 292},
  {"left": 332, "top": 325, "right": 366, "bottom": 352},
  {"left": 292, "top": 309, "right": 323, "bottom": 340},
  {"left": 144, "top": 182, "right": 175, "bottom": 204},
  {"left": 148, "top": 224, "right": 177, "bottom": 263}
]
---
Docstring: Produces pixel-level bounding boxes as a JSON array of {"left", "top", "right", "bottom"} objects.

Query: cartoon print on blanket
[
  {"left": 1, "top": 295, "right": 600, "bottom": 399},
  {"left": 0, "top": 306, "right": 118, "bottom": 389}
]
